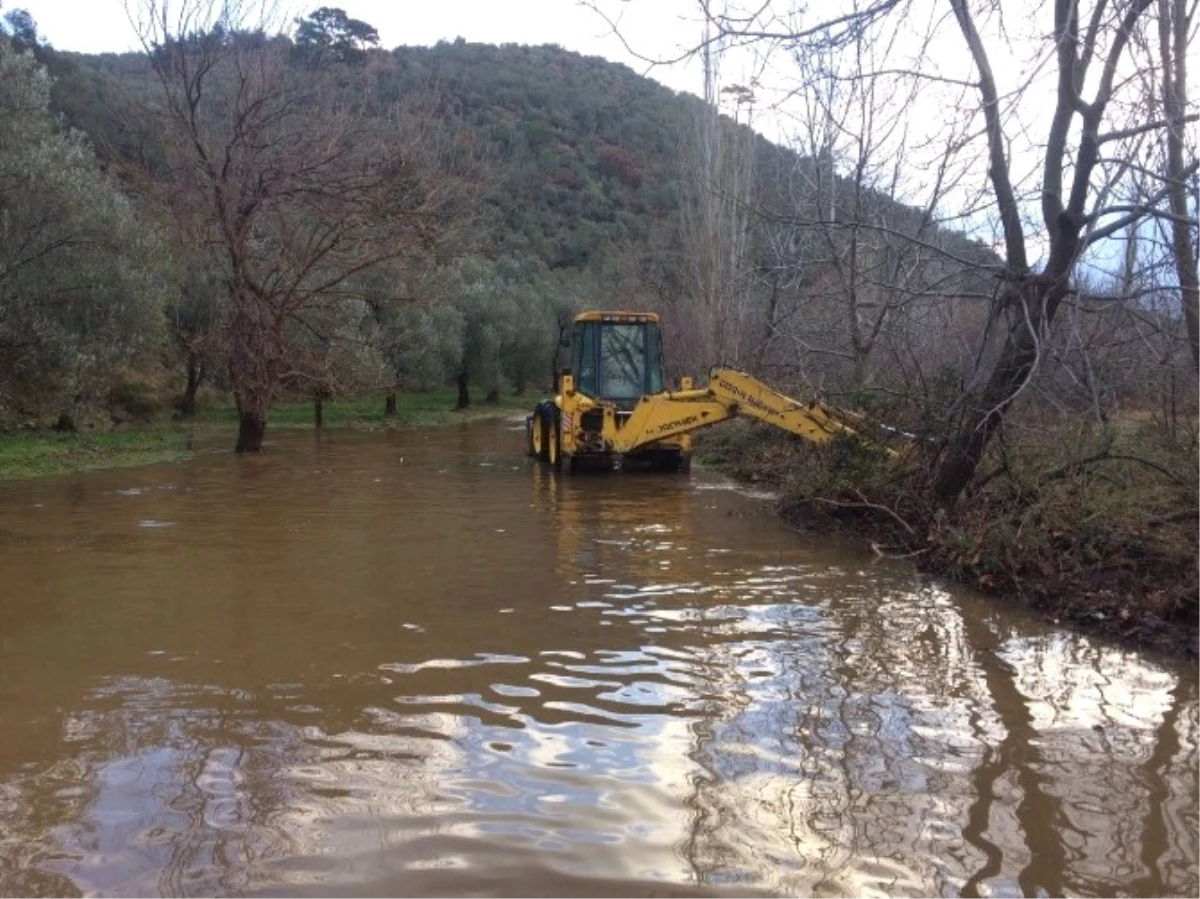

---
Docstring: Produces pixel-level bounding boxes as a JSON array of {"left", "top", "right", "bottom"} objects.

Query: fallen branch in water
[
  {"left": 813, "top": 490, "right": 918, "bottom": 536},
  {"left": 870, "top": 541, "right": 930, "bottom": 559}
]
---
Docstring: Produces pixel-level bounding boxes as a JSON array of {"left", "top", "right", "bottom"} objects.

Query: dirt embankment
[{"left": 697, "top": 421, "right": 1199, "bottom": 659}]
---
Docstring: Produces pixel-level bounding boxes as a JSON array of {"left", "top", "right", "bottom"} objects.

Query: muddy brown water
[{"left": 0, "top": 419, "right": 1195, "bottom": 897}]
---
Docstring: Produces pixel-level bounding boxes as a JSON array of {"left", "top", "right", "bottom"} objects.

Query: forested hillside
[
  {"left": 54, "top": 40, "right": 694, "bottom": 272},
  {"left": 4, "top": 8, "right": 1004, "bottom": 438}
]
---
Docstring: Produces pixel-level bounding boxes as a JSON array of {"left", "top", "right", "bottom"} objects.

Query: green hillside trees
[{"left": 0, "top": 40, "right": 166, "bottom": 426}]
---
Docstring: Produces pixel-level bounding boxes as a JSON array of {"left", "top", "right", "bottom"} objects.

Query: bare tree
[
  {"left": 930, "top": 0, "right": 1197, "bottom": 502},
  {"left": 677, "top": 20, "right": 760, "bottom": 375},
  {"left": 135, "top": 0, "right": 466, "bottom": 451},
  {"left": 1156, "top": 0, "right": 1198, "bottom": 366},
  {"left": 598, "top": 0, "right": 1197, "bottom": 503},
  {"left": 764, "top": 29, "right": 984, "bottom": 402}
]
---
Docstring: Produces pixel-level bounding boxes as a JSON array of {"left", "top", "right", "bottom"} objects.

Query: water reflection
[{"left": 0, "top": 422, "right": 1195, "bottom": 896}]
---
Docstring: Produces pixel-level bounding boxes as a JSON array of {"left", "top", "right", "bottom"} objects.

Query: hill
[
  {"left": 48, "top": 37, "right": 993, "bottom": 286},
  {"left": 45, "top": 41, "right": 696, "bottom": 270},
  {"left": 10, "top": 22, "right": 999, "bottom": 426}
]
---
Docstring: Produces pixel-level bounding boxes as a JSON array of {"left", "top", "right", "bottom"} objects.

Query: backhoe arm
[
  {"left": 607, "top": 391, "right": 734, "bottom": 453},
  {"left": 609, "top": 366, "right": 883, "bottom": 455},
  {"left": 706, "top": 367, "right": 872, "bottom": 447}
]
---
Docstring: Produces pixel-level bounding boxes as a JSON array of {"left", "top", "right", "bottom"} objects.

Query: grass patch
[
  {"left": 195, "top": 388, "right": 530, "bottom": 430},
  {"left": 0, "top": 388, "right": 537, "bottom": 482},
  {"left": 0, "top": 428, "right": 192, "bottom": 481}
]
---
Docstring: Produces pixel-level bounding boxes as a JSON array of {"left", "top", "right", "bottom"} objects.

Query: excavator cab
[{"left": 568, "top": 312, "right": 664, "bottom": 408}]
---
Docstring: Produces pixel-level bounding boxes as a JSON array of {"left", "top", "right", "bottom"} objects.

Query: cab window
[
  {"left": 570, "top": 319, "right": 664, "bottom": 400},
  {"left": 599, "top": 324, "right": 647, "bottom": 399}
]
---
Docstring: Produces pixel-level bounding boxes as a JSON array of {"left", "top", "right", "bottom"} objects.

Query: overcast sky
[{"left": 10, "top": 0, "right": 711, "bottom": 96}]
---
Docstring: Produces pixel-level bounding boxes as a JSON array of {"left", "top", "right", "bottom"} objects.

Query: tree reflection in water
[{"left": 0, "top": 428, "right": 1194, "bottom": 896}]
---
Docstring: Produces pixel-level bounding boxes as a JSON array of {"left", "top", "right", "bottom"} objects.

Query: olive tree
[
  {"left": 447, "top": 255, "right": 592, "bottom": 408},
  {"left": 0, "top": 40, "right": 165, "bottom": 426},
  {"left": 379, "top": 302, "right": 465, "bottom": 401}
]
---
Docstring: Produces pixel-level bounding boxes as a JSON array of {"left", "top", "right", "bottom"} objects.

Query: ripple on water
[{"left": 0, "top": 426, "right": 1194, "bottom": 898}]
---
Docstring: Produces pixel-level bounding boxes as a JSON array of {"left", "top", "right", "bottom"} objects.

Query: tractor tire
[
  {"left": 526, "top": 416, "right": 539, "bottom": 457},
  {"left": 536, "top": 411, "right": 550, "bottom": 462},
  {"left": 546, "top": 415, "right": 562, "bottom": 470}
]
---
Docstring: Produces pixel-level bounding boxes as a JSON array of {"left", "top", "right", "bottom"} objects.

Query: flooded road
[{"left": 0, "top": 419, "right": 1196, "bottom": 897}]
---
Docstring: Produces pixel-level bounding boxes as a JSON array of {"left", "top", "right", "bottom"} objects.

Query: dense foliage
[
  {"left": 0, "top": 38, "right": 166, "bottom": 427},
  {"left": 4, "top": 30, "right": 704, "bottom": 426}
]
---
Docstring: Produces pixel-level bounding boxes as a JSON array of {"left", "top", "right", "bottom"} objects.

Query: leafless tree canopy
[
  {"left": 598, "top": 0, "right": 1197, "bottom": 504},
  {"left": 132, "top": 0, "right": 472, "bottom": 451}
]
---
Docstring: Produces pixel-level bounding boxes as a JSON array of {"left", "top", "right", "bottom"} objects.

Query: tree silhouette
[
  {"left": 293, "top": 7, "right": 379, "bottom": 67},
  {"left": 2, "top": 8, "right": 36, "bottom": 49}
]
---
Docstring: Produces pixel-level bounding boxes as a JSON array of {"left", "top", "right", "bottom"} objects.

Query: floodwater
[{"left": 0, "top": 419, "right": 1195, "bottom": 898}]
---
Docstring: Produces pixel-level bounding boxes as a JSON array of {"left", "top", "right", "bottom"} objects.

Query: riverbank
[
  {"left": 0, "top": 389, "right": 528, "bottom": 481},
  {"left": 697, "top": 420, "right": 1199, "bottom": 659}
]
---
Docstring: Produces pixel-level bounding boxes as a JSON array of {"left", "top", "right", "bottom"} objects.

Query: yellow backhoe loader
[{"left": 526, "top": 311, "right": 903, "bottom": 473}]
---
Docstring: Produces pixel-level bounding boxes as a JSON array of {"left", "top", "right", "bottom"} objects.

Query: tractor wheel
[
  {"left": 547, "top": 418, "right": 562, "bottom": 470},
  {"left": 536, "top": 412, "right": 550, "bottom": 461},
  {"left": 526, "top": 416, "right": 540, "bottom": 457}
]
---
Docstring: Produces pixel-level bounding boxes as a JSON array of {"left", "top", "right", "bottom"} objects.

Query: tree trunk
[
  {"left": 455, "top": 370, "right": 470, "bottom": 409},
  {"left": 1158, "top": 0, "right": 1199, "bottom": 367},
  {"left": 384, "top": 392, "right": 397, "bottom": 417},
  {"left": 934, "top": 276, "right": 1067, "bottom": 504},
  {"left": 751, "top": 274, "right": 780, "bottom": 376},
  {"left": 484, "top": 387, "right": 500, "bottom": 405},
  {"left": 852, "top": 349, "right": 869, "bottom": 392},
  {"left": 235, "top": 409, "right": 266, "bottom": 452},
  {"left": 234, "top": 390, "right": 268, "bottom": 453},
  {"left": 227, "top": 302, "right": 277, "bottom": 454},
  {"left": 314, "top": 395, "right": 324, "bottom": 429},
  {"left": 179, "top": 358, "right": 204, "bottom": 418}
]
